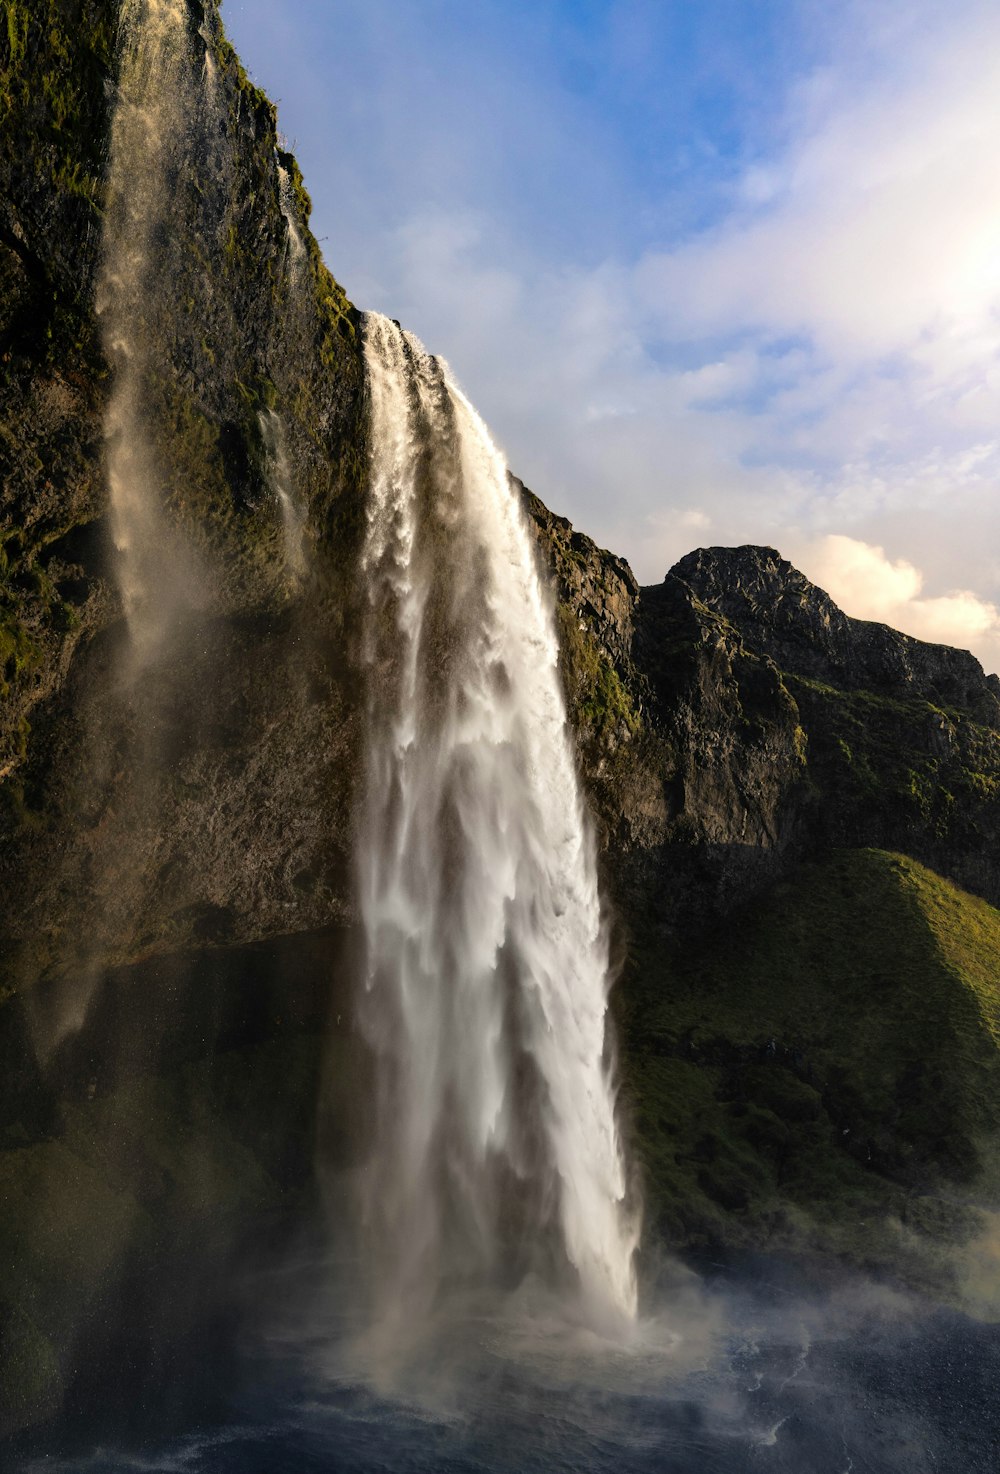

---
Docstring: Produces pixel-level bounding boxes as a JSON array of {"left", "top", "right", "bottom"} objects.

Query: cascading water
[
  {"left": 260, "top": 167, "right": 309, "bottom": 579},
  {"left": 259, "top": 408, "right": 306, "bottom": 578},
  {"left": 356, "top": 313, "right": 638, "bottom": 1334},
  {"left": 97, "top": 0, "right": 193, "bottom": 656},
  {"left": 278, "top": 163, "right": 308, "bottom": 276}
]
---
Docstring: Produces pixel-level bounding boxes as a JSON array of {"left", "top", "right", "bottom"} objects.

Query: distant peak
[{"left": 661, "top": 545, "right": 1000, "bottom": 723}]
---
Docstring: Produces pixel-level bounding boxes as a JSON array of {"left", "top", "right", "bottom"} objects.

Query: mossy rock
[{"left": 624, "top": 848, "right": 1000, "bottom": 1294}]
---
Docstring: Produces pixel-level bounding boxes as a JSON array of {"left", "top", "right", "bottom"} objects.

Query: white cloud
[
  {"left": 796, "top": 535, "right": 1000, "bottom": 673},
  {"left": 677, "top": 508, "right": 712, "bottom": 532},
  {"left": 227, "top": 0, "right": 1000, "bottom": 642},
  {"left": 634, "top": 13, "right": 1000, "bottom": 363},
  {"left": 381, "top": 204, "right": 1000, "bottom": 611}
]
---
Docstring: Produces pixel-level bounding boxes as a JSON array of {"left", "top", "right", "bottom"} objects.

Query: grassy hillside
[{"left": 623, "top": 848, "right": 1000, "bottom": 1294}]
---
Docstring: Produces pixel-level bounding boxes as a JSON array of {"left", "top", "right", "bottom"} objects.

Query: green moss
[
  {"left": 0, "top": 609, "right": 39, "bottom": 682},
  {"left": 0, "top": 1031, "right": 327, "bottom": 1431},
  {"left": 234, "top": 375, "right": 277, "bottom": 412},
  {"left": 214, "top": 34, "right": 276, "bottom": 128},
  {"left": 277, "top": 148, "right": 312, "bottom": 225},
  {"left": 0, "top": 1135, "right": 145, "bottom": 1332},
  {"left": 0, "top": 519, "right": 79, "bottom": 741},
  {"left": 786, "top": 673, "right": 1000, "bottom": 841},
  {"left": 556, "top": 602, "right": 641, "bottom": 746},
  {"left": 2, "top": 2, "right": 28, "bottom": 67},
  {"left": 0, "top": 1, "right": 111, "bottom": 211},
  {"left": 624, "top": 849, "right": 1000, "bottom": 1287}
]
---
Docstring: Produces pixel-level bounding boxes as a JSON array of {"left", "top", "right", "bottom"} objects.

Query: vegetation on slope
[
  {"left": 623, "top": 848, "right": 1000, "bottom": 1295},
  {"left": 0, "top": 2, "right": 115, "bottom": 796},
  {"left": 789, "top": 672, "right": 1000, "bottom": 875}
]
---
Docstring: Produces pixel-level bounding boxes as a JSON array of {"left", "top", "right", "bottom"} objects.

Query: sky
[{"left": 224, "top": 0, "right": 1000, "bottom": 672}]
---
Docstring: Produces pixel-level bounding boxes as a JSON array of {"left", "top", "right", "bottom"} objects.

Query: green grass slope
[{"left": 623, "top": 848, "right": 1000, "bottom": 1295}]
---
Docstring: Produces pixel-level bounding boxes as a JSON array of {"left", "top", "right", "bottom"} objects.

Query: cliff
[
  {"left": 2, "top": 0, "right": 1000, "bottom": 1441},
  {"left": 526, "top": 520, "right": 1000, "bottom": 935},
  {"left": 1, "top": 0, "right": 367, "bottom": 1000},
  {"left": 1, "top": 1, "right": 371, "bottom": 1432}
]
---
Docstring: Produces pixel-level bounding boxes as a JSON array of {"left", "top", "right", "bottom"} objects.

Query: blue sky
[{"left": 224, "top": 0, "right": 1000, "bottom": 670}]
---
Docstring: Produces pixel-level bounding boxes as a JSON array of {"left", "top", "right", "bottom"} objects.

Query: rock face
[
  {"left": 1, "top": 5, "right": 369, "bottom": 1431},
  {"left": 524, "top": 521, "right": 1000, "bottom": 938},
  {"left": 0, "top": 0, "right": 367, "bottom": 1001},
  {"left": 651, "top": 545, "right": 1000, "bottom": 917},
  {"left": 675, "top": 545, "right": 1000, "bottom": 718}
]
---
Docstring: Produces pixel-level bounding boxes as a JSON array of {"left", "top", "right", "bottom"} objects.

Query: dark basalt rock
[
  {"left": 650, "top": 545, "right": 1000, "bottom": 913},
  {"left": 521, "top": 529, "right": 1000, "bottom": 937},
  {"left": 0, "top": 0, "right": 367, "bottom": 997},
  {"left": 672, "top": 544, "right": 1000, "bottom": 721},
  {"left": 519, "top": 477, "right": 638, "bottom": 670}
]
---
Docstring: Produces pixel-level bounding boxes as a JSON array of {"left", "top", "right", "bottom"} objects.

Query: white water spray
[
  {"left": 357, "top": 314, "right": 638, "bottom": 1333},
  {"left": 259, "top": 408, "right": 306, "bottom": 578},
  {"left": 277, "top": 163, "right": 308, "bottom": 276},
  {"left": 198, "top": 22, "right": 218, "bottom": 94},
  {"left": 97, "top": 0, "right": 206, "bottom": 659}
]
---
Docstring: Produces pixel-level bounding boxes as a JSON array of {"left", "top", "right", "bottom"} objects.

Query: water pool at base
[{"left": 12, "top": 1262, "right": 1000, "bottom": 1474}]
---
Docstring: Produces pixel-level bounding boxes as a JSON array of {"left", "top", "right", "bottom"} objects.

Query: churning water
[
  {"left": 13, "top": 1259, "right": 1000, "bottom": 1473},
  {"left": 354, "top": 315, "right": 637, "bottom": 1335}
]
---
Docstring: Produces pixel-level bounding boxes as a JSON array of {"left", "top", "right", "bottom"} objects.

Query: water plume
[
  {"left": 355, "top": 313, "right": 638, "bottom": 1336},
  {"left": 259, "top": 408, "right": 307, "bottom": 579},
  {"left": 97, "top": 0, "right": 208, "bottom": 662},
  {"left": 277, "top": 163, "right": 308, "bottom": 277}
]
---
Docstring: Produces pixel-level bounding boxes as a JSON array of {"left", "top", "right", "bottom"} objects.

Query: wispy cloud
[
  {"left": 227, "top": 0, "right": 1000, "bottom": 664},
  {"left": 794, "top": 535, "right": 1000, "bottom": 671}
]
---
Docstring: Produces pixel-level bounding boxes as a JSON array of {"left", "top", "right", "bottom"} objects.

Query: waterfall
[
  {"left": 259, "top": 408, "right": 306, "bottom": 578},
  {"left": 356, "top": 314, "right": 638, "bottom": 1333},
  {"left": 278, "top": 163, "right": 308, "bottom": 276},
  {"left": 96, "top": 0, "right": 210, "bottom": 659},
  {"left": 263, "top": 164, "right": 308, "bottom": 580},
  {"left": 198, "top": 20, "right": 218, "bottom": 94}
]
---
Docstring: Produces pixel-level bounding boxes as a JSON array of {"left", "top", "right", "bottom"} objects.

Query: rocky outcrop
[
  {"left": 520, "top": 480, "right": 673, "bottom": 879},
  {"left": 520, "top": 529, "right": 1000, "bottom": 938},
  {"left": 657, "top": 546, "right": 1000, "bottom": 914},
  {"left": 0, "top": 1, "right": 367, "bottom": 1000},
  {"left": 674, "top": 545, "right": 1000, "bottom": 720},
  {"left": 0, "top": 4, "right": 114, "bottom": 789},
  {"left": 520, "top": 479, "right": 638, "bottom": 670},
  {"left": 521, "top": 515, "right": 812, "bottom": 937}
]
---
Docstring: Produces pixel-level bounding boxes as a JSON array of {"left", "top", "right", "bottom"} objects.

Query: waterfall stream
[
  {"left": 278, "top": 163, "right": 308, "bottom": 276},
  {"left": 97, "top": 0, "right": 205, "bottom": 660},
  {"left": 356, "top": 314, "right": 638, "bottom": 1333},
  {"left": 95, "top": 0, "right": 634, "bottom": 1357},
  {"left": 259, "top": 408, "right": 307, "bottom": 578}
]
